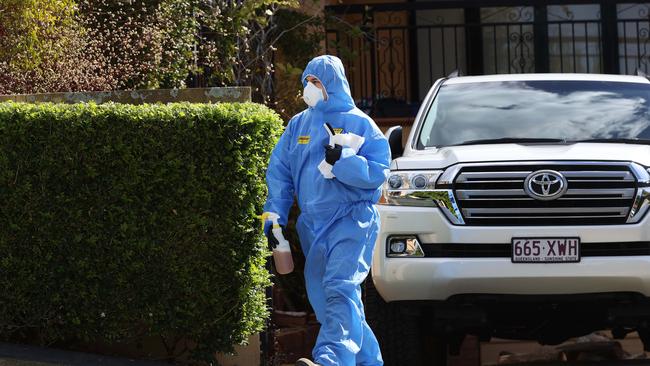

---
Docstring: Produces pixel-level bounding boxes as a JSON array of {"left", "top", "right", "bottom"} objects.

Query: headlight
[
  {"left": 382, "top": 171, "right": 443, "bottom": 207},
  {"left": 387, "top": 174, "right": 403, "bottom": 189},
  {"left": 385, "top": 170, "right": 441, "bottom": 191},
  {"left": 381, "top": 170, "right": 465, "bottom": 225}
]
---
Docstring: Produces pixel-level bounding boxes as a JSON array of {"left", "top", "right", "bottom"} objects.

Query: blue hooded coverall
[{"left": 264, "top": 55, "right": 390, "bottom": 366}]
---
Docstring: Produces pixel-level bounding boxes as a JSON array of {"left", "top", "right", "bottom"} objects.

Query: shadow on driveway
[{"left": 0, "top": 343, "right": 168, "bottom": 366}]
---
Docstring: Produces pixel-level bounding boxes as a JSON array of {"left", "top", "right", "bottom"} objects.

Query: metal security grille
[
  {"left": 325, "top": 2, "right": 650, "bottom": 116},
  {"left": 452, "top": 163, "right": 638, "bottom": 226}
]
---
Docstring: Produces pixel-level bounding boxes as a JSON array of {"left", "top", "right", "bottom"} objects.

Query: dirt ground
[{"left": 480, "top": 332, "right": 648, "bottom": 365}]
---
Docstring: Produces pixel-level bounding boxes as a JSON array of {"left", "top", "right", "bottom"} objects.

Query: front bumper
[{"left": 373, "top": 205, "right": 650, "bottom": 302}]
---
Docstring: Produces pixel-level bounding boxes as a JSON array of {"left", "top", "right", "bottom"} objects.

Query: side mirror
[{"left": 385, "top": 125, "right": 404, "bottom": 160}]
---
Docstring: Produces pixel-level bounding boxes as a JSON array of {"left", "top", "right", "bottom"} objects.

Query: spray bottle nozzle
[{"left": 259, "top": 212, "right": 281, "bottom": 232}]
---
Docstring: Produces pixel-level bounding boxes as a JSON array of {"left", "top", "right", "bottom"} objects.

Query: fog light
[
  {"left": 387, "top": 236, "right": 424, "bottom": 257},
  {"left": 390, "top": 240, "right": 406, "bottom": 254}
]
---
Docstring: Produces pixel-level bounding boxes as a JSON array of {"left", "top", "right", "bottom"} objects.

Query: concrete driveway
[{"left": 0, "top": 343, "right": 167, "bottom": 366}]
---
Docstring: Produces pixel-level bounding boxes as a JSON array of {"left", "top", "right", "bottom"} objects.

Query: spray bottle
[{"left": 260, "top": 212, "right": 294, "bottom": 274}]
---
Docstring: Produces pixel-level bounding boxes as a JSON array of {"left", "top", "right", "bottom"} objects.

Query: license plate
[{"left": 512, "top": 238, "right": 580, "bottom": 263}]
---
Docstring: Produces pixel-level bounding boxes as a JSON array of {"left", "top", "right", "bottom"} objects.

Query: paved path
[{"left": 0, "top": 343, "right": 167, "bottom": 366}]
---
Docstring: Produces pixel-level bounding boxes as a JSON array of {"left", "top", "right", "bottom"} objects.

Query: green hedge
[{"left": 0, "top": 102, "right": 282, "bottom": 361}]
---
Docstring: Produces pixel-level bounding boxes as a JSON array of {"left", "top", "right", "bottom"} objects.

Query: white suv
[{"left": 365, "top": 73, "right": 650, "bottom": 365}]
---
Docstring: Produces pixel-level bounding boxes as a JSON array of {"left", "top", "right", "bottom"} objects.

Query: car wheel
[{"left": 363, "top": 274, "right": 448, "bottom": 366}]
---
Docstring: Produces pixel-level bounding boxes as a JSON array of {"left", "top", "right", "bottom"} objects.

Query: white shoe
[{"left": 295, "top": 358, "right": 321, "bottom": 366}]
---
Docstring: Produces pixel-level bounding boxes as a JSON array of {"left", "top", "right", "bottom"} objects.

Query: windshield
[{"left": 418, "top": 80, "right": 650, "bottom": 148}]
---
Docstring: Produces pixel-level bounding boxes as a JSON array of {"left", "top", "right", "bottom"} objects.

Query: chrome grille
[{"left": 452, "top": 163, "right": 638, "bottom": 226}]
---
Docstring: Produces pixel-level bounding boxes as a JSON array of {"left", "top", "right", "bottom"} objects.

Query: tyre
[{"left": 363, "top": 274, "right": 447, "bottom": 366}]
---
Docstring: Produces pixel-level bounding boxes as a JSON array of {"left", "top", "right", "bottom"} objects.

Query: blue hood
[
  {"left": 302, "top": 55, "right": 356, "bottom": 113},
  {"left": 265, "top": 54, "right": 391, "bottom": 224}
]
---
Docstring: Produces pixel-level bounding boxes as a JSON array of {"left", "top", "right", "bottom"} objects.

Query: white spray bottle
[{"left": 261, "top": 212, "right": 294, "bottom": 274}]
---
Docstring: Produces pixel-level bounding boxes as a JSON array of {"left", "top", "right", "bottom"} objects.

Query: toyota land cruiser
[{"left": 366, "top": 73, "right": 650, "bottom": 365}]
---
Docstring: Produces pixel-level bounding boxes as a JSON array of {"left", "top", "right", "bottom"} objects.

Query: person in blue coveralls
[{"left": 263, "top": 55, "right": 391, "bottom": 366}]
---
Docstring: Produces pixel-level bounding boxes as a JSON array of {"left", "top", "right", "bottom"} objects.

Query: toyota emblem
[{"left": 524, "top": 170, "right": 568, "bottom": 200}]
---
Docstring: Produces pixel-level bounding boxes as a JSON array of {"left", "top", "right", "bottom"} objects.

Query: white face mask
[{"left": 303, "top": 81, "right": 325, "bottom": 108}]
